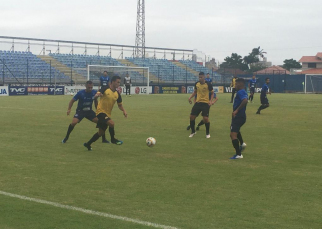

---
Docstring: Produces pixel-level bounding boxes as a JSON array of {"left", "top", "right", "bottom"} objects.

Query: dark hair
[
  {"left": 103, "top": 71, "right": 108, "bottom": 73},
  {"left": 207, "top": 73, "right": 210, "bottom": 75},
  {"left": 86, "top": 80, "right": 93, "bottom": 85},
  {"left": 235, "top": 78, "right": 245, "bottom": 84},
  {"left": 111, "top": 75, "right": 121, "bottom": 82},
  {"left": 265, "top": 77, "right": 270, "bottom": 81},
  {"left": 199, "top": 72, "right": 205, "bottom": 76}
]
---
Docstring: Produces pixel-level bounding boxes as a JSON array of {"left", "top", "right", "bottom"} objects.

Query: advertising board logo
[
  {"left": 11, "top": 87, "right": 25, "bottom": 93},
  {"left": 50, "top": 88, "right": 63, "bottom": 92}
]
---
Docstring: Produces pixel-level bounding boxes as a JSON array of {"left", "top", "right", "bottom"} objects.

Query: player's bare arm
[
  {"left": 212, "top": 97, "right": 218, "bottom": 105},
  {"left": 208, "top": 91, "right": 214, "bottom": 106},
  {"left": 118, "top": 104, "right": 127, "bottom": 118},
  {"left": 188, "top": 90, "right": 197, "bottom": 104},
  {"left": 67, "top": 99, "right": 76, "bottom": 115},
  {"left": 232, "top": 98, "right": 248, "bottom": 118}
]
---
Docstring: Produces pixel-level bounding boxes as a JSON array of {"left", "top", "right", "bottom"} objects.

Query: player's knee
[
  {"left": 98, "top": 129, "right": 104, "bottom": 136},
  {"left": 203, "top": 117, "right": 209, "bottom": 123},
  {"left": 71, "top": 122, "right": 77, "bottom": 126},
  {"left": 108, "top": 120, "right": 115, "bottom": 128},
  {"left": 190, "top": 115, "right": 195, "bottom": 121}
]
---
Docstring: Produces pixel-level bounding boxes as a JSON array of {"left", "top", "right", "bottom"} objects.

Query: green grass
[{"left": 0, "top": 93, "right": 321, "bottom": 229}]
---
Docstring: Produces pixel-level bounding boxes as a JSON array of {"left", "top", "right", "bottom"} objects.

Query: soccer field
[{"left": 0, "top": 93, "right": 321, "bottom": 229}]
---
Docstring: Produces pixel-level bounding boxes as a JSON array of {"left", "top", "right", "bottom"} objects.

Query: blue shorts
[
  {"left": 231, "top": 116, "right": 246, "bottom": 133},
  {"left": 250, "top": 87, "right": 255, "bottom": 94},
  {"left": 74, "top": 110, "right": 97, "bottom": 122},
  {"left": 260, "top": 95, "right": 269, "bottom": 104}
]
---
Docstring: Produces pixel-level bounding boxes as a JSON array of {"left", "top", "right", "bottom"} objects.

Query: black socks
[
  {"left": 205, "top": 122, "right": 210, "bottom": 135},
  {"left": 190, "top": 120, "right": 195, "bottom": 133},
  {"left": 232, "top": 139, "right": 241, "bottom": 156},
  {"left": 87, "top": 133, "right": 100, "bottom": 145},
  {"left": 65, "top": 124, "right": 74, "bottom": 140}
]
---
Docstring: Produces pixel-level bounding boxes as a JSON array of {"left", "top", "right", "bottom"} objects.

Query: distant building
[
  {"left": 298, "top": 52, "right": 322, "bottom": 74},
  {"left": 255, "top": 65, "right": 289, "bottom": 75},
  {"left": 205, "top": 58, "right": 218, "bottom": 70}
]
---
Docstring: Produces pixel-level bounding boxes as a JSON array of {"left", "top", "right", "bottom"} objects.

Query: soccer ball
[{"left": 146, "top": 137, "right": 156, "bottom": 147}]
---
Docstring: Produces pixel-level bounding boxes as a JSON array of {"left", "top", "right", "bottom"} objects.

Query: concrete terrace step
[
  {"left": 37, "top": 55, "right": 87, "bottom": 83},
  {"left": 172, "top": 61, "right": 199, "bottom": 76}
]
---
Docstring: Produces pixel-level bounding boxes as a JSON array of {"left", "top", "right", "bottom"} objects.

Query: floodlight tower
[{"left": 135, "top": 0, "right": 145, "bottom": 58}]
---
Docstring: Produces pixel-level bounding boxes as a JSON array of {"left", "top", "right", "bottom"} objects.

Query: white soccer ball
[{"left": 146, "top": 137, "right": 156, "bottom": 147}]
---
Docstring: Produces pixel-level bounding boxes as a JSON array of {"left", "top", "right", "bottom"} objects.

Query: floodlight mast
[{"left": 135, "top": 0, "right": 145, "bottom": 58}]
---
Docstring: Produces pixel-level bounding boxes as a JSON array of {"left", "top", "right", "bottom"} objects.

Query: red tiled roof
[
  {"left": 255, "top": 65, "right": 290, "bottom": 74},
  {"left": 316, "top": 52, "right": 322, "bottom": 59},
  {"left": 299, "top": 56, "right": 322, "bottom": 63},
  {"left": 299, "top": 68, "right": 322, "bottom": 74}
]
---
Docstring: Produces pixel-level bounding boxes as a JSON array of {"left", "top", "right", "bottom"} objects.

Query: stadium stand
[
  {"left": 0, "top": 50, "right": 68, "bottom": 83},
  {"left": 180, "top": 60, "right": 221, "bottom": 82}
]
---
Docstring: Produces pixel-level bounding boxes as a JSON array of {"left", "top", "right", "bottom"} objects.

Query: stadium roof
[{"left": 299, "top": 68, "right": 322, "bottom": 74}]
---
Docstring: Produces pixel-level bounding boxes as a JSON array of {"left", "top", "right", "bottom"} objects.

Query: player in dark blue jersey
[
  {"left": 99, "top": 71, "right": 110, "bottom": 90},
  {"left": 230, "top": 78, "right": 248, "bottom": 159},
  {"left": 248, "top": 75, "right": 257, "bottom": 102},
  {"left": 62, "top": 81, "right": 109, "bottom": 143},
  {"left": 256, "top": 78, "right": 271, "bottom": 114},
  {"left": 205, "top": 73, "right": 212, "bottom": 84}
]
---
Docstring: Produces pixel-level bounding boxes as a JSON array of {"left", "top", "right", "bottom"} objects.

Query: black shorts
[
  {"left": 260, "top": 95, "right": 269, "bottom": 104},
  {"left": 232, "top": 88, "right": 236, "bottom": 94},
  {"left": 250, "top": 87, "right": 255, "bottom": 94},
  {"left": 73, "top": 110, "right": 96, "bottom": 122},
  {"left": 96, "top": 113, "right": 111, "bottom": 131},
  {"left": 191, "top": 102, "right": 210, "bottom": 117},
  {"left": 231, "top": 116, "right": 246, "bottom": 133}
]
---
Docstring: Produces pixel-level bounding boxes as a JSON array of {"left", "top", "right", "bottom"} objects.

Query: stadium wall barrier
[
  {"left": 237, "top": 74, "right": 305, "bottom": 93},
  {"left": 0, "top": 86, "right": 9, "bottom": 96},
  {"left": 153, "top": 85, "right": 224, "bottom": 94},
  {"left": 65, "top": 86, "right": 152, "bottom": 95},
  {"left": 9, "top": 86, "right": 65, "bottom": 96}
]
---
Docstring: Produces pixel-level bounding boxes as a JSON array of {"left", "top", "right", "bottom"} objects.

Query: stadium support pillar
[
  {"left": 70, "top": 61, "right": 73, "bottom": 86},
  {"left": 185, "top": 65, "right": 187, "bottom": 86},
  {"left": 158, "top": 65, "right": 160, "bottom": 85},
  {"left": 49, "top": 60, "right": 52, "bottom": 84},
  {"left": 26, "top": 59, "right": 29, "bottom": 85},
  {"left": 2, "top": 59, "right": 4, "bottom": 85},
  {"left": 172, "top": 66, "right": 175, "bottom": 84}
]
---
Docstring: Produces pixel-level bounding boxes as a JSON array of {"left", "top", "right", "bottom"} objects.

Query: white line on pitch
[
  {"left": 0, "top": 190, "right": 179, "bottom": 229},
  {"left": 0, "top": 107, "right": 63, "bottom": 112}
]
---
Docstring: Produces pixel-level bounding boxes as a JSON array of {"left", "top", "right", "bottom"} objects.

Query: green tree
[
  {"left": 283, "top": 58, "right": 301, "bottom": 70},
  {"left": 220, "top": 53, "right": 248, "bottom": 71}
]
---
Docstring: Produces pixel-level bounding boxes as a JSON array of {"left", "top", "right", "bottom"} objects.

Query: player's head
[
  {"left": 199, "top": 72, "right": 205, "bottom": 83},
  {"left": 103, "top": 71, "right": 108, "bottom": 76},
  {"left": 265, "top": 77, "right": 270, "bottom": 84},
  {"left": 206, "top": 73, "right": 210, "bottom": 78},
  {"left": 252, "top": 75, "right": 256, "bottom": 79},
  {"left": 126, "top": 73, "right": 129, "bottom": 77},
  {"left": 235, "top": 78, "right": 245, "bottom": 90},
  {"left": 85, "top": 81, "right": 93, "bottom": 92},
  {"left": 111, "top": 75, "right": 121, "bottom": 88}
]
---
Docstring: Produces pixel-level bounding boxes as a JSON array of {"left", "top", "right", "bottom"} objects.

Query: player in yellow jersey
[
  {"left": 188, "top": 72, "right": 214, "bottom": 138},
  {"left": 230, "top": 76, "right": 238, "bottom": 103},
  {"left": 84, "top": 75, "right": 127, "bottom": 150}
]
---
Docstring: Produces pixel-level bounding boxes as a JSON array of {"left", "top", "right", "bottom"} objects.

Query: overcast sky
[{"left": 1, "top": 0, "right": 322, "bottom": 65}]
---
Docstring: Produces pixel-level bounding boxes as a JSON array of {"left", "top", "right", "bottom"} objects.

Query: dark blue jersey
[
  {"left": 261, "top": 83, "right": 269, "bottom": 96},
  {"left": 209, "top": 92, "right": 216, "bottom": 99},
  {"left": 100, "top": 76, "right": 110, "bottom": 87},
  {"left": 233, "top": 89, "right": 248, "bottom": 117},
  {"left": 249, "top": 79, "right": 256, "bottom": 88},
  {"left": 205, "top": 78, "right": 212, "bottom": 83},
  {"left": 73, "top": 89, "right": 97, "bottom": 112}
]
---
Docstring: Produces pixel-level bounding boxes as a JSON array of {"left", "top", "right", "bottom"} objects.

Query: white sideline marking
[
  {"left": 0, "top": 190, "right": 179, "bottom": 229},
  {"left": 0, "top": 107, "right": 62, "bottom": 112}
]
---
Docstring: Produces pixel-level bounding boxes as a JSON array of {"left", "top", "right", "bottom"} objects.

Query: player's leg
[
  {"left": 107, "top": 119, "right": 123, "bottom": 145},
  {"left": 62, "top": 114, "right": 81, "bottom": 143},
  {"left": 230, "top": 117, "right": 245, "bottom": 159},
  {"left": 237, "top": 131, "right": 247, "bottom": 152},
  {"left": 196, "top": 119, "right": 204, "bottom": 131},
  {"left": 201, "top": 104, "right": 211, "bottom": 138},
  {"left": 83, "top": 113, "right": 107, "bottom": 150},
  {"left": 128, "top": 85, "right": 131, "bottom": 96},
  {"left": 90, "top": 116, "right": 109, "bottom": 143},
  {"left": 230, "top": 88, "right": 235, "bottom": 103},
  {"left": 256, "top": 96, "right": 269, "bottom": 114}
]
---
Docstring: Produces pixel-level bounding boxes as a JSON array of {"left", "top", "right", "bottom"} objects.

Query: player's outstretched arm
[
  {"left": 208, "top": 91, "right": 214, "bottom": 106},
  {"left": 212, "top": 97, "right": 218, "bottom": 105},
  {"left": 67, "top": 99, "right": 76, "bottom": 115},
  {"left": 118, "top": 104, "right": 127, "bottom": 118}
]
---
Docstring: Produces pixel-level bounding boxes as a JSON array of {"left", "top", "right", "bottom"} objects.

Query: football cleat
[
  {"left": 83, "top": 143, "right": 92, "bottom": 151},
  {"left": 230, "top": 155, "right": 243, "bottom": 159},
  {"left": 111, "top": 139, "right": 123, "bottom": 145},
  {"left": 189, "top": 132, "right": 196, "bottom": 138},
  {"left": 206, "top": 134, "right": 211, "bottom": 139}
]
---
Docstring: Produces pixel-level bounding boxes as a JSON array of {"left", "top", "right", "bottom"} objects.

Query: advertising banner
[
  {"left": 48, "top": 86, "right": 64, "bottom": 95},
  {"left": 152, "top": 86, "right": 187, "bottom": 94},
  {"left": 9, "top": 86, "right": 28, "bottom": 96},
  {"left": 224, "top": 87, "right": 261, "bottom": 93},
  {"left": 118, "top": 86, "right": 152, "bottom": 95},
  {"left": 27, "top": 86, "right": 48, "bottom": 95},
  {"left": 0, "top": 86, "right": 9, "bottom": 96}
]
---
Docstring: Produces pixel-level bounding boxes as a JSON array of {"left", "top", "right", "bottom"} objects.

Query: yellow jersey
[
  {"left": 194, "top": 81, "right": 213, "bottom": 103},
  {"left": 231, "top": 78, "right": 237, "bottom": 87},
  {"left": 96, "top": 88, "right": 122, "bottom": 117}
]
